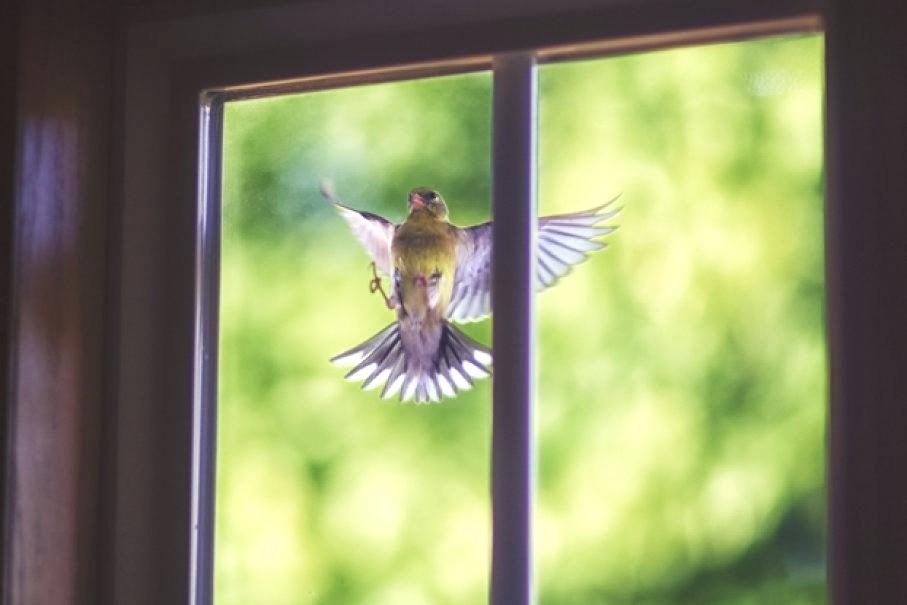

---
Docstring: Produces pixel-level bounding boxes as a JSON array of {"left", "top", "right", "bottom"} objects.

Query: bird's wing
[
  {"left": 448, "top": 222, "right": 492, "bottom": 323},
  {"left": 322, "top": 182, "right": 397, "bottom": 275},
  {"left": 448, "top": 198, "right": 620, "bottom": 323},
  {"left": 534, "top": 199, "right": 620, "bottom": 289}
]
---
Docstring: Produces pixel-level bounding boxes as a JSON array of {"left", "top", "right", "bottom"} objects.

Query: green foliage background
[{"left": 217, "top": 35, "right": 825, "bottom": 604}]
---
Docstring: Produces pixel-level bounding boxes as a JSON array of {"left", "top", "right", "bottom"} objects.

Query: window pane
[
  {"left": 537, "top": 36, "right": 826, "bottom": 603},
  {"left": 217, "top": 73, "right": 492, "bottom": 604}
]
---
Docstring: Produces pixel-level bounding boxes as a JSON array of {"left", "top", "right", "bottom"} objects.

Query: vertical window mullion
[
  {"left": 491, "top": 52, "right": 538, "bottom": 605},
  {"left": 192, "top": 97, "right": 224, "bottom": 605}
]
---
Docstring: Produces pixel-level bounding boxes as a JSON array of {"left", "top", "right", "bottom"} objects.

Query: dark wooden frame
[
  {"left": 4, "top": 0, "right": 907, "bottom": 603},
  {"left": 823, "top": 1, "right": 907, "bottom": 601}
]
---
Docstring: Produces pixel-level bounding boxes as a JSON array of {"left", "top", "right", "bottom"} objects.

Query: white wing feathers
[
  {"left": 535, "top": 200, "right": 620, "bottom": 289},
  {"left": 322, "top": 182, "right": 396, "bottom": 276},
  {"left": 447, "top": 224, "right": 492, "bottom": 324},
  {"left": 448, "top": 198, "right": 620, "bottom": 323}
]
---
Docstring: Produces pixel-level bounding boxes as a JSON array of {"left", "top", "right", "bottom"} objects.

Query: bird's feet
[{"left": 368, "top": 262, "right": 396, "bottom": 309}]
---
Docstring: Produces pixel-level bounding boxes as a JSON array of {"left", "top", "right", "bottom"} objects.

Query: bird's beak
[{"left": 409, "top": 193, "right": 427, "bottom": 209}]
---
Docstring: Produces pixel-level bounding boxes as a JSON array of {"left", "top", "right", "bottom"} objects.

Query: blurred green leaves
[
  {"left": 536, "top": 35, "right": 825, "bottom": 604},
  {"left": 217, "top": 35, "right": 825, "bottom": 604}
]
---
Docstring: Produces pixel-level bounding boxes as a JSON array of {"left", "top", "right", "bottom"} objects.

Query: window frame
[{"left": 108, "top": 3, "right": 850, "bottom": 604}]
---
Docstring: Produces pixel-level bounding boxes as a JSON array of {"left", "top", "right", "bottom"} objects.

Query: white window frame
[{"left": 111, "top": 4, "right": 831, "bottom": 604}]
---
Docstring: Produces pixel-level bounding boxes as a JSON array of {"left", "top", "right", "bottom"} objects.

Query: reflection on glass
[
  {"left": 537, "top": 36, "right": 826, "bottom": 603},
  {"left": 217, "top": 73, "right": 492, "bottom": 604}
]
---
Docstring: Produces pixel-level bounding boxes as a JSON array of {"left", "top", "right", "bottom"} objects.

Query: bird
[{"left": 322, "top": 181, "right": 620, "bottom": 403}]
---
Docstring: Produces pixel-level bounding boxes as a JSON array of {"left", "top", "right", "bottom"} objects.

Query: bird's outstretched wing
[
  {"left": 447, "top": 223, "right": 492, "bottom": 324},
  {"left": 322, "top": 181, "right": 397, "bottom": 276},
  {"left": 447, "top": 198, "right": 620, "bottom": 323}
]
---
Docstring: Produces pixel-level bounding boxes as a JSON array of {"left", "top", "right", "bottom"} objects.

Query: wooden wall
[
  {"left": 2, "top": 0, "right": 115, "bottom": 603},
  {"left": 0, "top": 3, "right": 19, "bottom": 599}
]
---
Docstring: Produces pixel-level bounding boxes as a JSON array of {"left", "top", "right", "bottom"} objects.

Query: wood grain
[{"left": 3, "top": 0, "right": 114, "bottom": 603}]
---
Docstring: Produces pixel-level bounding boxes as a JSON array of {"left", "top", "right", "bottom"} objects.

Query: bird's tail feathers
[{"left": 331, "top": 321, "right": 491, "bottom": 403}]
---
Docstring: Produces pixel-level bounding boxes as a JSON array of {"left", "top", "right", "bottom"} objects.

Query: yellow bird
[{"left": 324, "top": 183, "right": 619, "bottom": 403}]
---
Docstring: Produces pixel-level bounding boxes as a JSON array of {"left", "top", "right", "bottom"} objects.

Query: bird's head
[{"left": 408, "top": 187, "right": 448, "bottom": 220}]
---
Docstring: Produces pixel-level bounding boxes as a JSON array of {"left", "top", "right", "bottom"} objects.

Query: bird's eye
[{"left": 429, "top": 192, "right": 439, "bottom": 201}]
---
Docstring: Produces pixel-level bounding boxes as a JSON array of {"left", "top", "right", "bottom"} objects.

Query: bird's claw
[{"left": 368, "top": 262, "right": 395, "bottom": 309}]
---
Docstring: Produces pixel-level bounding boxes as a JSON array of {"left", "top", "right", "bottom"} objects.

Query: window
[
  {"left": 537, "top": 36, "right": 825, "bottom": 602},
  {"left": 10, "top": 1, "right": 907, "bottom": 604},
  {"left": 216, "top": 73, "right": 494, "bottom": 603},
  {"left": 210, "top": 31, "right": 824, "bottom": 604}
]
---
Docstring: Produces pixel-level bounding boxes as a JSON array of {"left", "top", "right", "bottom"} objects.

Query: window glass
[
  {"left": 217, "top": 73, "right": 493, "bottom": 604},
  {"left": 537, "top": 36, "right": 826, "bottom": 603},
  {"left": 217, "top": 34, "right": 826, "bottom": 604}
]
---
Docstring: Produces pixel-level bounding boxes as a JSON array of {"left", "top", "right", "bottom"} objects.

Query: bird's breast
[{"left": 392, "top": 219, "right": 458, "bottom": 320}]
